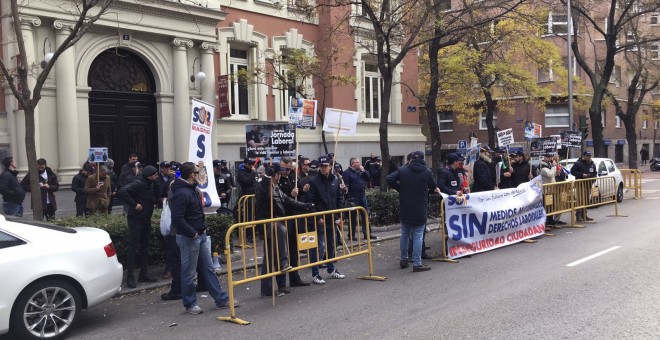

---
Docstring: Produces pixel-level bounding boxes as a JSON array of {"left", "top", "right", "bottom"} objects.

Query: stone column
[
  {"left": 200, "top": 42, "right": 219, "bottom": 159},
  {"left": 53, "top": 20, "right": 80, "bottom": 180},
  {"left": 16, "top": 16, "right": 41, "bottom": 172},
  {"left": 171, "top": 38, "right": 193, "bottom": 162}
]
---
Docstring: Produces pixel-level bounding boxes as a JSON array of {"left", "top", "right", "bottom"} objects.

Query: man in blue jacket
[
  {"left": 118, "top": 165, "right": 159, "bottom": 288},
  {"left": 171, "top": 162, "right": 236, "bottom": 314},
  {"left": 387, "top": 151, "right": 439, "bottom": 272},
  {"left": 342, "top": 157, "right": 375, "bottom": 240}
]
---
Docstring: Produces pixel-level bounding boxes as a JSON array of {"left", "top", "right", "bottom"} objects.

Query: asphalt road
[{"left": 4, "top": 174, "right": 660, "bottom": 340}]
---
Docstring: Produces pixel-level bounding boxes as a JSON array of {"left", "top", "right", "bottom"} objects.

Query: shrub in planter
[{"left": 366, "top": 189, "right": 400, "bottom": 227}]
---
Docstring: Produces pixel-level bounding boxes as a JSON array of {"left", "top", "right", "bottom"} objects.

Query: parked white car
[
  {"left": 560, "top": 157, "right": 625, "bottom": 202},
  {"left": 0, "top": 216, "right": 123, "bottom": 340}
]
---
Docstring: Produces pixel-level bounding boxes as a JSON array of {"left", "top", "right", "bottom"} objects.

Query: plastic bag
[{"left": 160, "top": 198, "right": 171, "bottom": 236}]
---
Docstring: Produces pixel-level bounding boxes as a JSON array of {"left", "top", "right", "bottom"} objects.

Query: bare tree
[
  {"left": 0, "top": 0, "right": 114, "bottom": 220},
  {"left": 562, "top": 0, "right": 660, "bottom": 157}
]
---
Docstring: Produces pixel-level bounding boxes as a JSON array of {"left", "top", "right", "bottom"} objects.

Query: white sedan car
[
  {"left": 560, "top": 157, "right": 625, "bottom": 202},
  {"left": 0, "top": 216, "right": 123, "bottom": 340}
]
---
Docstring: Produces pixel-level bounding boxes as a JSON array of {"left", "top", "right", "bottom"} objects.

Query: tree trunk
[
  {"left": 24, "top": 105, "right": 44, "bottom": 220},
  {"left": 485, "top": 92, "right": 497, "bottom": 148},
  {"left": 588, "top": 89, "right": 606, "bottom": 157},
  {"left": 426, "top": 24, "right": 443, "bottom": 178},
  {"left": 379, "top": 72, "right": 393, "bottom": 190},
  {"left": 624, "top": 116, "right": 638, "bottom": 169}
]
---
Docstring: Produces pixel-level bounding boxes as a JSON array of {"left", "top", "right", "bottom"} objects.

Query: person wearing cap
[
  {"left": 511, "top": 150, "right": 532, "bottom": 187},
  {"left": 472, "top": 146, "right": 497, "bottom": 192},
  {"left": 154, "top": 161, "right": 174, "bottom": 209},
  {"left": 437, "top": 153, "right": 464, "bottom": 196},
  {"left": 343, "top": 157, "right": 375, "bottom": 240},
  {"left": 72, "top": 163, "right": 93, "bottom": 217},
  {"left": 118, "top": 165, "right": 160, "bottom": 288},
  {"left": 306, "top": 155, "right": 348, "bottom": 284},
  {"left": 256, "top": 163, "right": 314, "bottom": 297},
  {"left": 213, "top": 160, "right": 234, "bottom": 208},
  {"left": 387, "top": 151, "right": 439, "bottom": 272},
  {"left": 570, "top": 151, "right": 597, "bottom": 221}
]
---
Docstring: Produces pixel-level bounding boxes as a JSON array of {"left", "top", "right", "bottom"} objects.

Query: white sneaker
[
  {"left": 186, "top": 305, "right": 203, "bottom": 315},
  {"left": 328, "top": 269, "right": 345, "bottom": 279},
  {"left": 312, "top": 275, "right": 326, "bottom": 285}
]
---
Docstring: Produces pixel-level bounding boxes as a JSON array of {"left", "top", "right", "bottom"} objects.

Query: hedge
[
  {"left": 365, "top": 190, "right": 442, "bottom": 227},
  {"left": 54, "top": 210, "right": 234, "bottom": 267}
]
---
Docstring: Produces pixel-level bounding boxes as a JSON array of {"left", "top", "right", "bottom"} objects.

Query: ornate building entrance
[{"left": 88, "top": 48, "right": 158, "bottom": 167}]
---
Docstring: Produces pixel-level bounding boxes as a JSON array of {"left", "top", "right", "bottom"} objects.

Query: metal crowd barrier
[
  {"left": 542, "top": 181, "right": 577, "bottom": 229},
  {"left": 620, "top": 169, "right": 643, "bottom": 199},
  {"left": 236, "top": 195, "right": 255, "bottom": 249},
  {"left": 217, "top": 206, "right": 386, "bottom": 325}
]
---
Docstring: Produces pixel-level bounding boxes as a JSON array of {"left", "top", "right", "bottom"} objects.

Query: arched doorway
[{"left": 88, "top": 48, "right": 158, "bottom": 168}]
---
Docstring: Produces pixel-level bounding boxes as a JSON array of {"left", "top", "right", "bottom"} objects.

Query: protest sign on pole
[
  {"left": 289, "top": 97, "right": 317, "bottom": 129},
  {"left": 246, "top": 124, "right": 296, "bottom": 162},
  {"left": 561, "top": 131, "right": 582, "bottom": 149},
  {"left": 496, "top": 128, "right": 514, "bottom": 147},
  {"left": 189, "top": 98, "right": 221, "bottom": 207},
  {"left": 323, "top": 108, "right": 358, "bottom": 136},
  {"left": 444, "top": 177, "right": 546, "bottom": 259},
  {"left": 524, "top": 121, "right": 535, "bottom": 140},
  {"left": 88, "top": 147, "right": 108, "bottom": 163}
]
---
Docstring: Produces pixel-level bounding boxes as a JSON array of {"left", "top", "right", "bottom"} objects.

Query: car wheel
[
  {"left": 617, "top": 184, "right": 623, "bottom": 203},
  {"left": 10, "top": 279, "right": 82, "bottom": 340}
]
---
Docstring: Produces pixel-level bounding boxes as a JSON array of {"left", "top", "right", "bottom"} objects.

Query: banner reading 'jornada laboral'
[
  {"left": 188, "top": 98, "right": 221, "bottom": 208},
  {"left": 444, "top": 177, "right": 546, "bottom": 259}
]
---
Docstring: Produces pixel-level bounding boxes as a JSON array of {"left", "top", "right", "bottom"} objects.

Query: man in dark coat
[
  {"left": 437, "top": 153, "right": 464, "bottom": 196},
  {"left": 387, "top": 151, "right": 439, "bottom": 272},
  {"left": 471, "top": 146, "right": 497, "bottom": 192},
  {"left": 118, "top": 165, "right": 159, "bottom": 288},
  {"left": 569, "top": 151, "right": 598, "bottom": 221},
  {"left": 72, "top": 164, "right": 93, "bottom": 217},
  {"left": 511, "top": 150, "right": 532, "bottom": 187},
  {"left": 213, "top": 160, "right": 234, "bottom": 208},
  {"left": 343, "top": 157, "right": 374, "bottom": 240},
  {"left": 21, "top": 158, "right": 59, "bottom": 220},
  {"left": 306, "top": 155, "right": 347, "bottom": 285},
  {"left": 0, "top": 157, "right": 26, "bottom": 217},
  {"left": 154, "top": 161, "right": 174, "bottom": 209}
]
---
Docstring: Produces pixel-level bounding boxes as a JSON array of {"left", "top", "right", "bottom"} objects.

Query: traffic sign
[{"left": 458, "top": 140, "right": 468, "bottom": 150}]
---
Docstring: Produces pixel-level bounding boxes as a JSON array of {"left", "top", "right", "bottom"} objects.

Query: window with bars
[
  {"left": 651, "top": 13, "right": 659, "bottom": 25},
  {"left": 547, "top": 12, "right": 568, "bottom": 35},
  {"left": 651, "top": 44, "right": 659, "bottom": 60},
  {"left": 363, "top": 63, "right": 383, "bottom": 120},
  {"left": 229, "top": 48, "right": 249, "bottom": 116}
]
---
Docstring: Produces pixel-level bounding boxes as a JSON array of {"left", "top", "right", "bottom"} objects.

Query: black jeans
[
  {"left": 75, "top": 201, "right": 88, "bottom": 217},
  {"left": 126, "top": 217, "right": 151, "bottom": 275},
  {"left": 44, "top": 203, "right": 56, "bottom": 221}
]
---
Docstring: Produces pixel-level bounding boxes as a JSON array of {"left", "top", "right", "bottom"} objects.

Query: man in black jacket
[
  {"left": 171, "top": 162, "right": 236, "bottom": 314},
  {"left": 256, "top": 163, "right": 312, "bottom": 297},
  {"left": 0, "top": 157, "right": 26, "bottom": 217},
  {"left": 21, "top": 158, "right": 60, "bottom": 220},
  {"left": 472, "top": 146, "right": 497, "bottom": 192},
  {"left": 437, "top": 153, "right": 463, "bottom": 196},
  {"left": 72, "top": 164, "right": 93, "bottom": 217},
  {"left": 387, "top": 151, "right": 439, "bottom": 272},
  {"left": 118, "top": 165, "right": 159, "bottom": 288},
  {"left": 343, "top": 157, "right": 374, "bottom": 240},
  {"left": 306, "top": 155, "right": 347, "bottom": 285},
  {"left": 213, "top": 160, "right": 234, "bottom": 208},
  {"left": 570, "top": 151, "right": 597, "bottom": 221}
]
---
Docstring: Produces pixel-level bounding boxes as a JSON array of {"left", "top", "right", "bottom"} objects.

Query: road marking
[
  {"left": 566, "top": 246, "right": 621, "bottom": 267},
  {"left": 645, "top": 197, "right": 660, "bottom": 200}
]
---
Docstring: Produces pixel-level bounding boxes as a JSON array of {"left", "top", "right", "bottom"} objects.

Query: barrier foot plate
[
  {"left": 565, "top": 224, "right": 586, "bottom": 228},
  {"left": 357, "top": 275, "right": 387, "bottom": 281},
  {"left": 432, "top": 257, "right": 459, "bottom": 263},
  {"left": 217, "top": 316, "right": 250, "bottom": 325},
  {"left": 606, "top": 214, "right": 628, "bottom": 217},
  {"left": 523, "top": 239, "right": 537, "bottom": 243},
  {"left": 543, "top": 232, "right": 556, "bottom": 237}
]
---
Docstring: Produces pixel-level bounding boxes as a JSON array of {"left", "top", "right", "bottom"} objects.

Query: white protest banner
[
  {"left": 496, "top": 128, "right": 514, "bottom": 147},
  {"left": 188, "top": 98, "right": 221, "bottom": 208},
  {"left": 444, "top": 177, "right": 546, "bottom": 259},
  {"left": 289, "top": 97, "right": 317, "bottom": 128},
  {"left": 323, "top": 108, "right": 358, "bottom": 136},
  {"left": 88, "top": 147, "right": 108, "bottom": 163}
]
